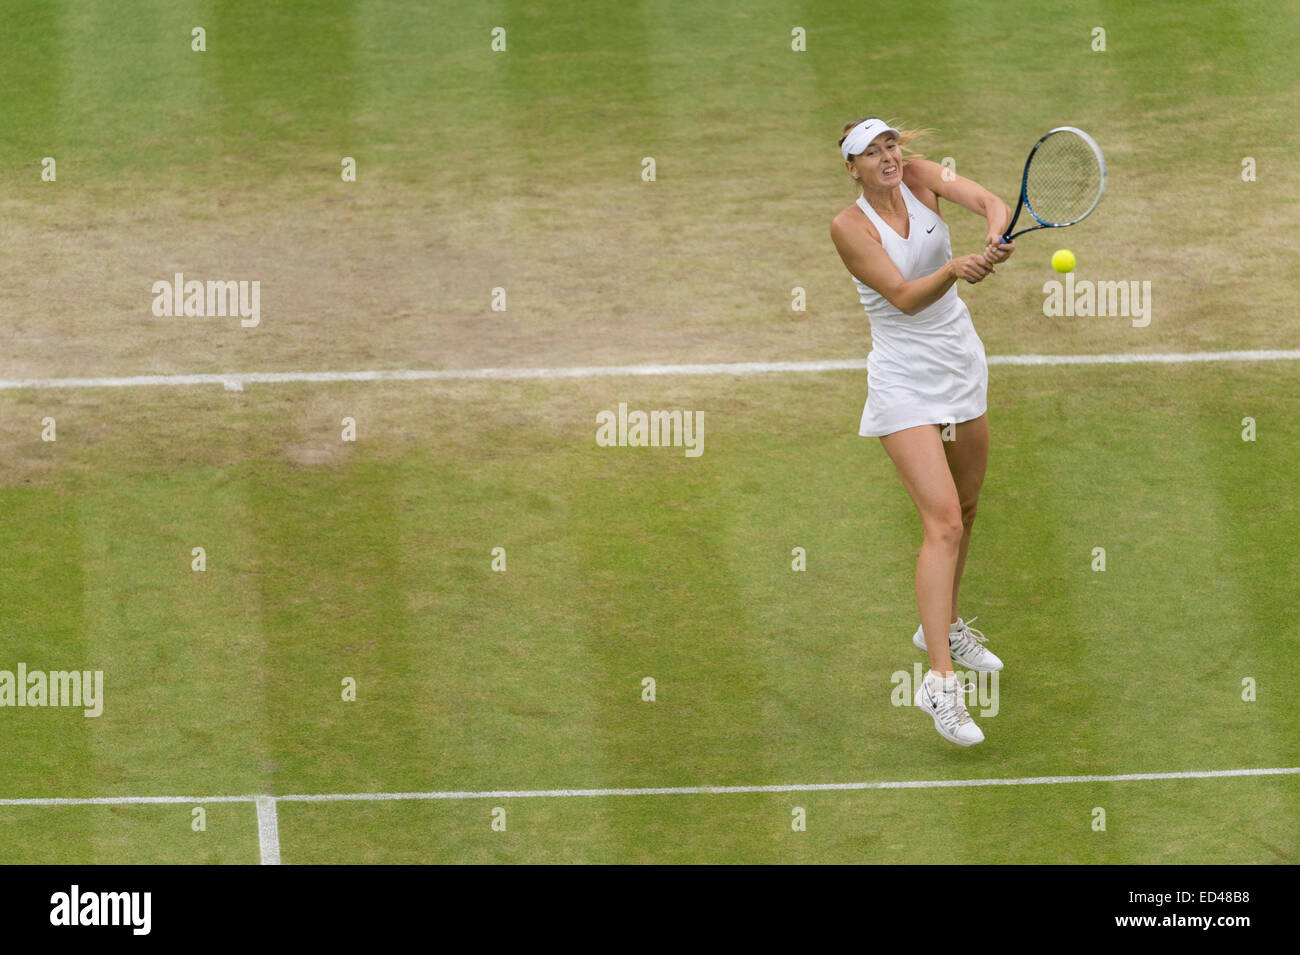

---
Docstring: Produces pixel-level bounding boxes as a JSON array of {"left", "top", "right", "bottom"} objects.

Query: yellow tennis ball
[{"left": 1052, "top": 249, "right": 1076, "bottom": 273}]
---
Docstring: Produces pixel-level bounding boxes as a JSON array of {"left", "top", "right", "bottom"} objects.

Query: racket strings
[{"left": 1025, "top": 133, "right": 1103, "bottom": 226}]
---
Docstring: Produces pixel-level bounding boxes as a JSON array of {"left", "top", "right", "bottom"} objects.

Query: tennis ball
[{"left": 1052, "top": 249, "right": 1076, "bottom": 273}]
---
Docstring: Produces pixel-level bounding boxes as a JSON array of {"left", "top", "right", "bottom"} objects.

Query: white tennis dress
[{"left": 851, "top": 182, "right": 988, "bottom": 437}]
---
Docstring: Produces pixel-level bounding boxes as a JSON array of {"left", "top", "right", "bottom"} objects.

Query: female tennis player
[{"left": 829, "top": 117, "right": 1012, "bottom": 746}]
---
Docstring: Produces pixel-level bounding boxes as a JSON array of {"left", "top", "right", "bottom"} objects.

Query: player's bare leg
[
  {"left": 936, "top": 412, "right": 1002, "bottom": 672},
  {"left": 942, "top": 413, "right": 989, "bottom": 622},
  {"left": 881, "top": 422, "right": 986, "bottom": 745},
  {"left": 879, "top": 423, "right": 962, "bottom": 677}
]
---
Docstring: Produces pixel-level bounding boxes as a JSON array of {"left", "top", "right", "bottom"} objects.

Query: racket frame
[{"left": 1001, "top": 125, "right": 1107, "bottom": 242}]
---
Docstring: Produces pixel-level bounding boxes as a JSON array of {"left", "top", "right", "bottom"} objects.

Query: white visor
[{"left": 841, "top": 118, "right": 901, "bottom": 161}]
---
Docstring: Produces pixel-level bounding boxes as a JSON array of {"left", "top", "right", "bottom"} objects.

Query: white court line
[
  {"left": 274, "top": 766, "right": 1300, "bottom": 801},
  {"left": 1, "top": 349, "right": 1299, "bottom": 391},
  {"left": 2, "top": 766, "right": 1297, "bottom": 809},
  {"left": 255, "top": 796, "right": 281, "bottom": 866},
  {"left": 0, "top": 794, "right": 254, "bottom": 806}
]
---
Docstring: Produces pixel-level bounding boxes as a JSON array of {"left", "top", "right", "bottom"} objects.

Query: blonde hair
[{"left": 837, "top": 117, "right": 932, "bottom": 165}]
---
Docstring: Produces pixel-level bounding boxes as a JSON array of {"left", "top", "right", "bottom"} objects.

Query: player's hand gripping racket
[{"left": 967, "top": 126, "right": 1106, "bottom": 282}]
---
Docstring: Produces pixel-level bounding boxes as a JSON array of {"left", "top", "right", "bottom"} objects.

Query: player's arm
[
  {"left": 905, "top": 159, "right": 1015, "bottom": 262},
  {"left": 830, "top": 214, "right": 993, "bottom": 316}
]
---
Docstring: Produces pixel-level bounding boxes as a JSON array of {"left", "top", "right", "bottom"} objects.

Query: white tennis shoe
[
  {"left": 914, "top": 670, "right": 984, "bottom": 746},
  {"left": 912, "top": 615, "right": 1003, "bottom": 672}
]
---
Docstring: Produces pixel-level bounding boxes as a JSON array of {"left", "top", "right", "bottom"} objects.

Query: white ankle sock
[{"left": 927, "top": 670, "right": 958, "bottom": 691}]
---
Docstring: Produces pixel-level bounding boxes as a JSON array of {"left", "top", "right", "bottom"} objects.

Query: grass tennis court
[{"left": 1, "top": 0, "right": 1298, "bottom": 863}]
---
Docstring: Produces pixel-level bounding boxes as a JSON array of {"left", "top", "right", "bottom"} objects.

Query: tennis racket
[
  {"left": 1002, "top": 125, "right": 1105, "bottom": 240},
  {"left": 967, "top": 126, "right": 1105, "bottom": 281}
]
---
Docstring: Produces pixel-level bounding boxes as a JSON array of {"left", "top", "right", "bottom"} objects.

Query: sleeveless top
[{"left": 850, "top": 182, "right": 971, "bottom": 359}]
